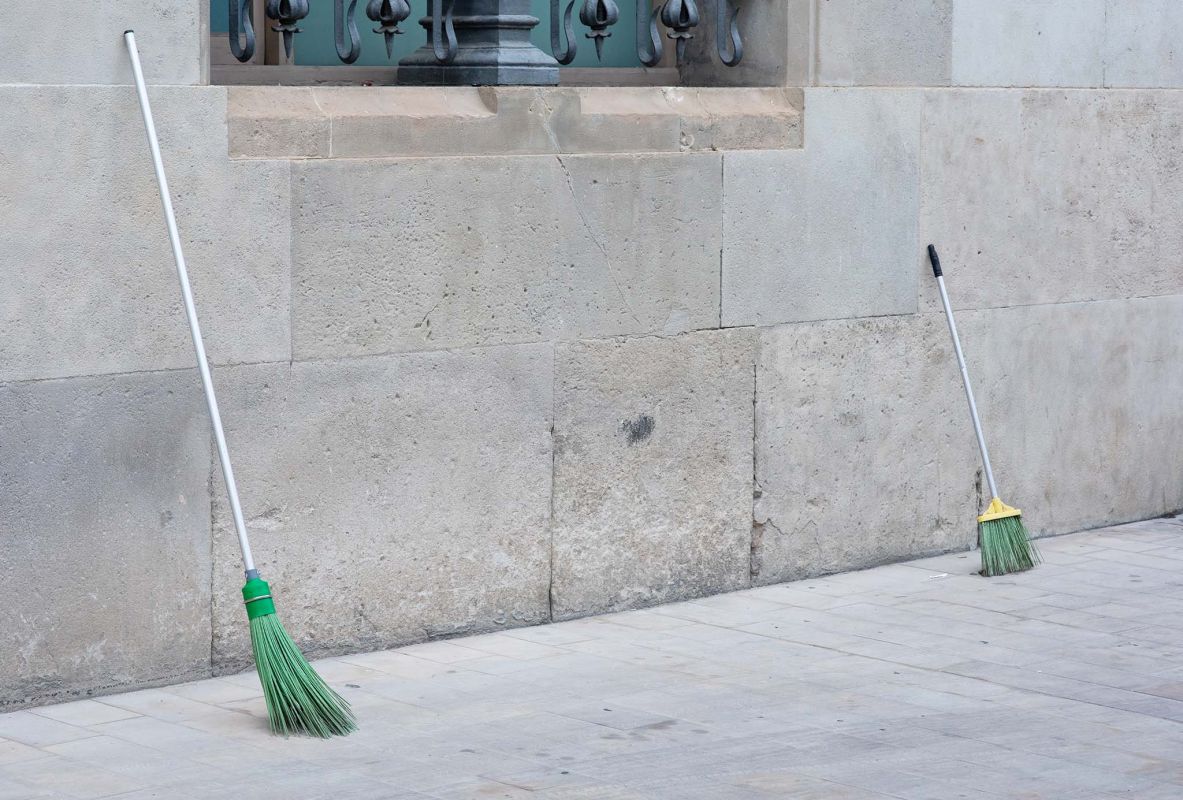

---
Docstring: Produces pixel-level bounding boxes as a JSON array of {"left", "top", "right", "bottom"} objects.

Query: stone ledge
[{"left": 228, "top": 86, "right": 803, "bottom": 159}]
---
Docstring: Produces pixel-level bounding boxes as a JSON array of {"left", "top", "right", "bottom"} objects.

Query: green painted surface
[
  {"left": 211, "top": 1, "right": 228, "bottom": 32},
  {"left": 209, "top": 1, "right": 640, "bottom": 67}
]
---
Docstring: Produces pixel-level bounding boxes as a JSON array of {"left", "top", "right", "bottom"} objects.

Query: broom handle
[
  {"left": 125, "top": 31, "right": 258, "bottom": 578},
  {"left": 927, "top": 246, "right": 1000, "bottom": 500}
]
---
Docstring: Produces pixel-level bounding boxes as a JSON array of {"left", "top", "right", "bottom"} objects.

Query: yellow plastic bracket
[{"left": 978, "top": 497, "right": 1022, "bottom": 523}]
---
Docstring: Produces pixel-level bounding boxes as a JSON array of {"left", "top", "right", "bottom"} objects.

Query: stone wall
[{"left": 2, "top": 0, "right": 1182, "bottom": 708}]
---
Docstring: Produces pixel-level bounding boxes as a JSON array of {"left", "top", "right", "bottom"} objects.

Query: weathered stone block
[
  {"left": 0, "top": 87, "right": 290, "bottom": 383},
  {"left": 0, "top": 2, "right": 206, "bottom": 86},
  {"left": 228, "top": 87, "right": 801, "bottom": 159},
  {"left": 920, "top": 89, "right": 1183, "bottom": 312},
  {"left": 575, "top": 88, "right": 803, "bottom": 153},
  {"left": 228, "top": 87, "right": 332, "bottom": 159},
  {"left": 753, "top": 316, "right": 964, "bottom": 584},
  {"left": 291, "top": 154, "right": 721, "bottom": 360},
  {"left": 722, "top": 89, "right": 921, "bottom": 327},
  {"left": 1103, "top": 0, "right": 1183, "bottom": 88},
  {"left": 209, "top": 346, "right": 553, "bottom": 668},
  {"left": 817, "top": 0, "right": 953, "bottom": 86},
  {"left": 951, "top": 0, "right": 1107, "bottom": 87},
  {"left": 319, "top": 87, "right": 521, "bottom": 159},
  {"left": 756, "top": 295, "right": 1183, "bottom": 585},
  {"left": 935, "top": 296, "right": 1183, "bottom": 539},
  {"left": 0, "top": 370, "right": 212, "bottom": 708},
  {"left": 551, "top": 329, "right": 755, "bottom": 619},
  {"left": 672, "top": 88, "right": 804, "bottom": 151}
]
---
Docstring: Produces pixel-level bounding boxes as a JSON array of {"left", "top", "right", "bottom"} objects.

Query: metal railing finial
[
  {"left": 367, "top": 0, "right": 412, "bottom": 59},
  {"left": 264, "top": 0, "right": 310, "bottom": 60},
  {"left": 580, "top": 0, "right": 620, "bottom": 61}
]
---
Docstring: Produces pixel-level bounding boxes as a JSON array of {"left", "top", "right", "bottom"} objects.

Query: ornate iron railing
[{"left": 228, "top": 0, "right": 742, "bottom": 84}]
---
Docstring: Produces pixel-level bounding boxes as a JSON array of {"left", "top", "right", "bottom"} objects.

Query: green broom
[
  {"left": 125, "top": 31, "right": 355, "bottom": 737},
  {"left": 928, "top": 246, "right": 1039, "bottom": 577}
]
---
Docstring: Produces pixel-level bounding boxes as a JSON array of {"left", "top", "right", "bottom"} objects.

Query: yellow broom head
[
  {"left": 977, "top": 498, "right": 1039, "bottom": 577},
  {"left": 977, "top": 497, "right": 1022, "bottom": 523}
]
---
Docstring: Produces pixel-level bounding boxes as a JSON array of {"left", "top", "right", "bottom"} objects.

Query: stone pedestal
[{"left": 398, "top": 0, "right": 560, "bottom": 85}]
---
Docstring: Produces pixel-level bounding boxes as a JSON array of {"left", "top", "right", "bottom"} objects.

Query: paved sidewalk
[{"left": 3, "top": 518, "right": 1183, "bottom": 799}]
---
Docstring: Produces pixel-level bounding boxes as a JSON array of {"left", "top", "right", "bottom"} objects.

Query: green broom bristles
[
  {"left": 979, "top": 513, "right": 1039, "bottom": 578},
  {"left": 244, "top": 579, "right": 356, "bottom": 738}
]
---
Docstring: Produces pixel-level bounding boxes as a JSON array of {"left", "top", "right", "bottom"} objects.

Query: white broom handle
[
  {"left": 928, "top": 246, "right": 1000, "bottom": 500},
  {"left": 125, "top": 31, "right": 257, "bottom": 577}
]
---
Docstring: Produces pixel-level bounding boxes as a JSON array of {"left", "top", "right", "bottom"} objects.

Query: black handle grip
[{"left": 927, "top": 244, "right": 943, "bottom": 277}]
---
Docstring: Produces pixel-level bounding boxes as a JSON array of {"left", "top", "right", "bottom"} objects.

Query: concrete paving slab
[{"left": 1, "top": 518, "right": 1181, "bottom": 798}]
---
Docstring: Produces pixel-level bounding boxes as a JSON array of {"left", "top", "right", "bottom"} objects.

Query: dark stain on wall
[{"left": 622, "top": 414, "right": 655, "bottom": 445}]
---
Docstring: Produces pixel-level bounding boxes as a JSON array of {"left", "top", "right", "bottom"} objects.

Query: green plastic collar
[{"left": 242, "top": 578, "right": 276, "bottom": 620}]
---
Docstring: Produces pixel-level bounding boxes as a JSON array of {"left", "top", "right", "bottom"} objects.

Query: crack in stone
[{"left": 554, "top": 154, "right": 642, "bottom": 326}]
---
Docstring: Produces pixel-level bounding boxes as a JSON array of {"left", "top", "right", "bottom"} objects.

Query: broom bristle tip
[
  {"left": 979, "top": 512, "right": 1040, "bottom": 577},
  {"left": 248, "top": 612, "right": 356, "bottom": 738}
]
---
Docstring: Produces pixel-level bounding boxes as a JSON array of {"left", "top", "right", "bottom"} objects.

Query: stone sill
[{"left": 227, "top": 86, "right": 803, "bottom": 159}]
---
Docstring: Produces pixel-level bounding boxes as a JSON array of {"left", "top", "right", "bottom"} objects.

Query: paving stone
[
  {"left": 0, "top": 776, "right": 52, "bottom": 800},
  {"left": 0, "top": 739, "right": 48, "bottom": 767},
  {"left": 1, "top": 754, "right": 141, "bottom": 799},
  {"left": 45, "top": 734, "right": 209, "bottom": 781},
  {"left": 29, "top": 700, "right": 140, "bottom": 728},
  {"left": 0, "top": 520, "right": 1180, "bottom": 797},
  {"left": 94, "top": 690, "right": 222, "bottom": 724}
]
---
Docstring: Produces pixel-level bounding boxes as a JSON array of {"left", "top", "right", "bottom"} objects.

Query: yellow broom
[{"left": 928, "top": 245, "right": 1039, "bottom": 577}]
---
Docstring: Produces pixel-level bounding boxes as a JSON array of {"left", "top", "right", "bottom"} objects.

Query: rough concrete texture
[
  {"left": 551, "top": 330, "right": 755, "bottom": 618},
  {"left": 816, "top": 0, "right": 953, "bottom": 86},
  {"left": 920, "top": 89, "right": 1183, "bottom": 311},
  {"left": 0, "top": 370, "right": 212, "bottom": 708},
  {"left": 951, "top": 0, "right": 1108, "bottom": 87},
  {"left": 576, "top": 88, "right": 802, "bottom": 153},
  {"left": 0, "top": 2, "right": 205, "bottom": 86},
  {"left": 722, "top": 88, "right": 922, "bottom": 327},
  {"left": 682, "top": 0, "right": 1183, "bottom": 91},
  {"left": 1103, "top": 0, "right": 1183, "bottom": 88},
  {"left": 227, "top": 88, "right": 333, "bottom": 159},
  {"left": 755, "top": 295, "right": 1183, "bottom": 585},
  {"left": 934, "top": 295, "right": 1183, "bottom": 540},
  {"left": 228, "top": 86, "right": 801, "bottom": 159},
  {"left": 0, "top": 87, "right": 290, "bottom": 383},
  {"left": 753, "top": 315, "right": 964, "bottom": 584},
  {"left": 291, "top": 154, "right": 722, "bottom": 360},
  {"left": 208, "top": 346, "right": 554, "bottom": 668}
]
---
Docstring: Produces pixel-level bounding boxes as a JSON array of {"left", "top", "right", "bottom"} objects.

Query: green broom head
[
  {"left": 242, "top": 578, "right": 356, "bottom": 738},
  {"left": 977, "top": 498, "right": 1040, "bottom": 577}
]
